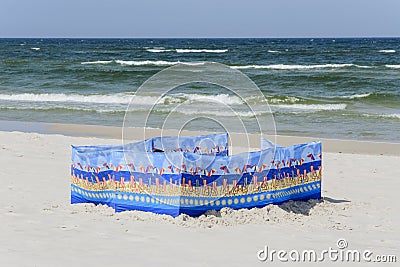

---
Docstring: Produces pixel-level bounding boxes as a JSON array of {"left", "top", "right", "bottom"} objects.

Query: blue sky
[{"left": 1, "top": 0, "right": 399, "bottom": 38}]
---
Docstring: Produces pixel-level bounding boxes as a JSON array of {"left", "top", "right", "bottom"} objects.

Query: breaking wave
[
  {"left": 378, "top": 50, "right": 396, "bottom": 53},
  {"left": 231, "top": 64, "right": 370, "bottom": 70},
  {"left": 81, "top": 60, "right": 205, "bottom": 66},
  {"left": 385, "top": 65, "right": 400, "bottom": 69},
  {"left": 272, "top": 103, "right": 347, "bottom": 111},
  {"left": 146, "top": 48, "right": 228, "bottom": 53}
]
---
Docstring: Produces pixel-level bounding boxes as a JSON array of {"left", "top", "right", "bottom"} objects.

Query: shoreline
[{"left": 1, "top": 119, "right": 399, "bottom": 156}]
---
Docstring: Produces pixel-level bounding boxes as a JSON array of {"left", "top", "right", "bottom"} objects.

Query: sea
[{"left": 0, "top": 38, "right": 399, "bottom": 142}]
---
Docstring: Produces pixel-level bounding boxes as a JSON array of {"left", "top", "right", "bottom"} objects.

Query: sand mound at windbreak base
[{"left": 64, "top": 198, "right": 352, "bottom": 229}]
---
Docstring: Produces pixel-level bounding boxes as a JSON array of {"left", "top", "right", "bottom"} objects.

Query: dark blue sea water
[{"left": 0, "top": 38, "right": 399, "bottom": 142}]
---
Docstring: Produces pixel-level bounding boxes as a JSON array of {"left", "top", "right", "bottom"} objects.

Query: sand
[{"left": 0, "top": 128, "right": 399, "bottom": 266}]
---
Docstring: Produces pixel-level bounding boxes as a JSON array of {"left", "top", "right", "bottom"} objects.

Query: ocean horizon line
[{"left": 1, "top": 36, "right": 400, "bottom": 40}]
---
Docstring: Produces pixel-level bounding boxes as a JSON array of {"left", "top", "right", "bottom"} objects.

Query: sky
[{"left": 1, "top": 0, "right": 400, "bottom": 38}]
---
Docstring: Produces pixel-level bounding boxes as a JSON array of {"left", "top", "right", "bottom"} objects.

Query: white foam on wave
[
  {"left": 0, "top": 92, "right": 246, "bottom": 106},
  {"left": 385, "top": 65, "right": 400, "bottom": 69},
  {"left": 358, "top": 65, "right": 373, "bottom": 69},
  {"left": 80, "top": 61, "right": 376, "bottom": 70},
  {"left": 0, "top": 105, "right": 134, "bottom": 113},
  {"left": 133, "top": 93, "right": 244, "bottom": 106},
  {"left": 231, "top": 64, "right": 365, "bottom": 70},
  {"left": 176, "top": 49, "right": 228, "bottom": 53},
  {"left": 180, "top": 93, "right": 243, "bottom": 105},
  {"left": 267, "top": 96, "right": 300, "bottom": 104},
  {"left": 81, "top": 60, "right": 204, "bottom": 66},
  {"left": 383, "top": 114, "right": 400, "bottom": 119},
  {"left": 131, "top": 93, "right": 243, "bottom": 106},
  {"left": 0, "top": 93, "right": 192, "bottom": 106},
  {"left": 337, "top": 93, "right": 372, "bottom": 99},
  {"left": 81, "top": 60, "right": 113, "bottom": 65},
  {"left": 0, "top": 93, "right": 132, "bottom": 104},
  {"left": 146, "top": 49, "right": 174, "bottom": 53},
  {"left": 146, "top": 48, "right": 227, "bottom": 53},
  {"left": 174, "top": 108, "right": 265, "bottom": 117},
  {"left": 115, "top": 60, "right": 181, "bottom": 66},
  {"left": 1, "top": 93, "right": 350, "bottom": 116},
  {"left": 273, "top": 103, "right": 347, "bottom": 111},
  {"left": 30, "top": 47, "right": 40, "bottom": 51},
  {"left": 267, "top": 50, "right": 280, "bottom": 53},
  {"left": 378, "top": 50, "right": 396, "bottom": 53},
  {"left": 362, "top": 113, "right": 400, "bottom": 120},
  {"left": 0, "top": 106, "right": 97, "bottom": 112}
]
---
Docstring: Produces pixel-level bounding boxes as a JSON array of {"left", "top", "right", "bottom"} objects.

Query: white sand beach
[
  {"left": 2, "top": 0, "right": 400, "bottom": 266},
  {"left": 0, "top": 127, "right": 399, "bottom": 266}
]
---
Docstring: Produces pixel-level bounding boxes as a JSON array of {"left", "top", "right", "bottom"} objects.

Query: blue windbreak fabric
[{"left": 71, "top": 133, "right": 322, "bottom": 217}]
